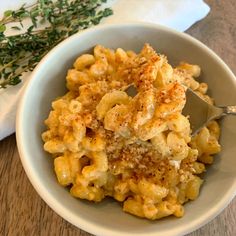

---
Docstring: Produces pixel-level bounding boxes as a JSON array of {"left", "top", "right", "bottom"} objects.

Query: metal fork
[
  {"left": 125, "top": 85, "right": 236, "bottom": 135},
  {"left": 183, "top": 88, "right": 236, "bottom": 135}
]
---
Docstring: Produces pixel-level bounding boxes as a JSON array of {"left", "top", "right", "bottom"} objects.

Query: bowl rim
[{"left": 16, "top": 22, "right": 236, "bottom": 236}]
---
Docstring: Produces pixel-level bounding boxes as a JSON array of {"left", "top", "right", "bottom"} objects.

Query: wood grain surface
[{"left": 0, "top": 0, "right": 236, "bottom": 235}]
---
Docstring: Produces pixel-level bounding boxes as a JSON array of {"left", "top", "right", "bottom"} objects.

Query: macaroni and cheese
[{"left": 42, "top": 44, "right": 221, "bottom": 220}]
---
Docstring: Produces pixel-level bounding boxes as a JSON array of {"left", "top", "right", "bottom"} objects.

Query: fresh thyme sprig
[{"left": 0, "top": 0, "right": 113, "bottom": 89}]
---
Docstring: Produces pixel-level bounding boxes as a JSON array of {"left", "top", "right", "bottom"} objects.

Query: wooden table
[{"left": 1, "top": 0, "right": 236, "bottom": 235}]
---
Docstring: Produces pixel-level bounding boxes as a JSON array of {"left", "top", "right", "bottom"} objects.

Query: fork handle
[{"left": 222, "top": 106, "right": 236, "bottom": 115}]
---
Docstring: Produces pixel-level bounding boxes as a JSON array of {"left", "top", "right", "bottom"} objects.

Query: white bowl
[{"left": 16, "top": 23, "right": 236, "bottom": 236}]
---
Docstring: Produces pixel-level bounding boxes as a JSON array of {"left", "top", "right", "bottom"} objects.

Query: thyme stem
[{"left": 0, "top": 0, "right": 113, "bottom": 89}]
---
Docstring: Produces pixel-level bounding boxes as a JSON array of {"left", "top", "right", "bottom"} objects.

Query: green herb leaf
[
  {"left": 4, "top": 10, "right": 13, "bottom": 17},
  {"left": 9, "top": 76, "right": 21, "bottom": 85},
  {"left": 11, "top": 26, "right": 21, "bottom": 30},
  {"left": 103, "top": 8, "right": 113, "bottom": 17},
  {"left": 0, "top": 24, "right": 6, "bottom": 33}
]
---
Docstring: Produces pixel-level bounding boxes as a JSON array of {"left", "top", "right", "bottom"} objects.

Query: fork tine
[{"left": 183, "top": 88, "right": 210, "bottom": 135}]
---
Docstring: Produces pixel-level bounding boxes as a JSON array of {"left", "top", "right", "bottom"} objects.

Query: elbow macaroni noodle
[{"left": 42, "top": 44, "right": 221, "bottom": 220}]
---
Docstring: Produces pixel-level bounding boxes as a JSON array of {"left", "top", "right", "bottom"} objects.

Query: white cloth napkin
[{"left": 0, "top": 0, "right": 210, "bottom": 140}]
